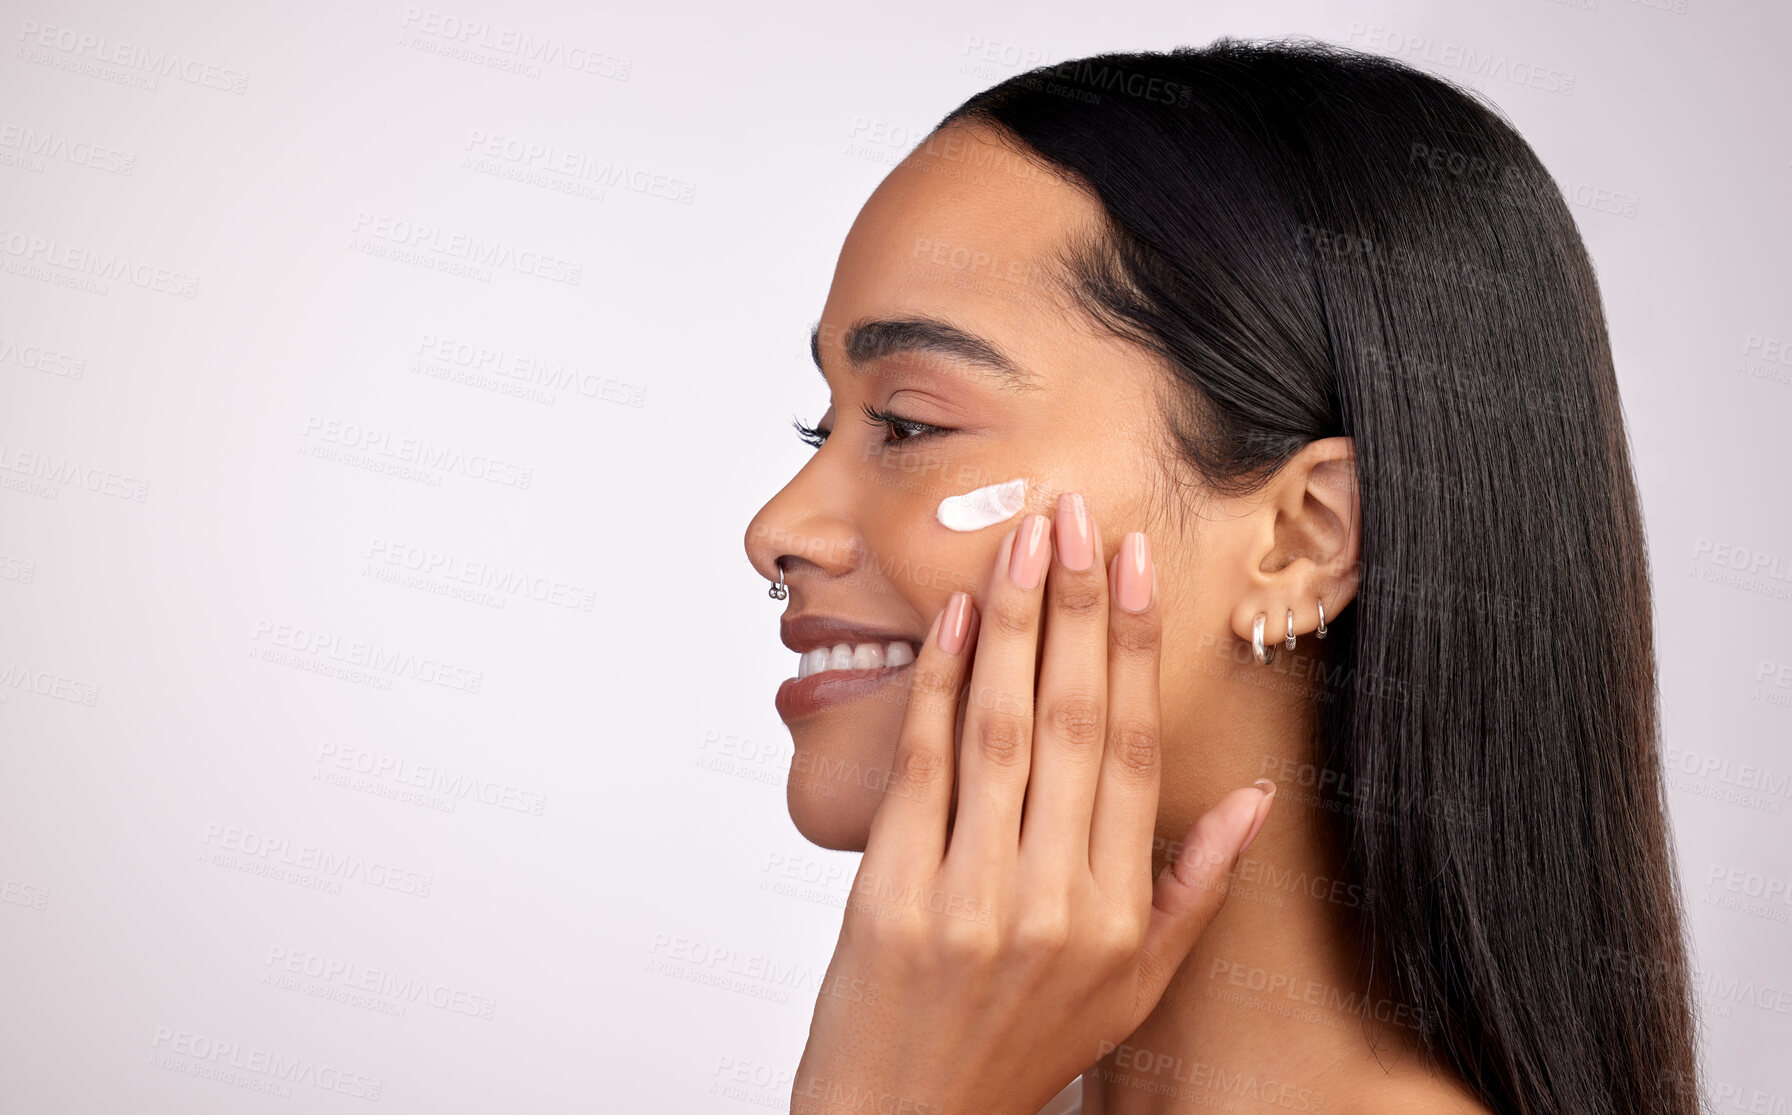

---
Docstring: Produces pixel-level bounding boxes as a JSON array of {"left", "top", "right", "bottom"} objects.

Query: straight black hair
[{"left": 936, "top": 37, "right": 1699, "bottom": 1115}]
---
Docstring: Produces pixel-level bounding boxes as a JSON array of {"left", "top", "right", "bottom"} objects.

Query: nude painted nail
[
  {"left": 1055, "top": 492, "right": 1094, "bottom": 571},
  {"left": 939, "top": 592, "right": 972, "bottom": 655},
  {"left": 1008, "top": 513, "right": 1051, "bottom": 590},
  {"left": 1115, "top": 531, "right": 1153, "bottom": 613}
]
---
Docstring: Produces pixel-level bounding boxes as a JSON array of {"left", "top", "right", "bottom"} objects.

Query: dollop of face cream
[{"left": 936, "top": 478, "right": 1027, "bottom": 532}]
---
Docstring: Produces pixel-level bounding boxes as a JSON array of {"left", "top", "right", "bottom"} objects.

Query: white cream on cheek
[{"left": 936, "top": 477, "right": 1028, "bottom": 532}]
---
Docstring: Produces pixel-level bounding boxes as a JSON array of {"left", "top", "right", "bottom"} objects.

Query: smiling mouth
[
  {"left": 775, "top": 653, "right": 918, "bottom": 722},
  {"left": 793, "top": 640, "right": 920, "bottom": 680}
]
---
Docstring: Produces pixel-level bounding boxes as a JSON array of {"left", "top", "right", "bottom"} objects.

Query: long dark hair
[{"left": 935, "top": 37, "right": 1699, "bottom": 1115}]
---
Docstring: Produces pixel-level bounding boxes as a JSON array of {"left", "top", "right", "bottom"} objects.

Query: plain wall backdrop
[{"left": 2, "top": 0, "right": 1788, "bottom": 1110}]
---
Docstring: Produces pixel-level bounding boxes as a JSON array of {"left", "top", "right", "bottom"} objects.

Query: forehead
[{"left": 818, "top": 122, "right": 1099, "bottom": 374}]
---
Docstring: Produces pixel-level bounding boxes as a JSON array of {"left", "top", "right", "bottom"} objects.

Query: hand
[{"left": 790, "top": 492, "right": 1278, "bottom": 1115}]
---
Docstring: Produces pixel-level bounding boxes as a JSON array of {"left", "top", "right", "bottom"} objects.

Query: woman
[{"left": 743, "top": 37, "right": 1700, "bottom": 1115}]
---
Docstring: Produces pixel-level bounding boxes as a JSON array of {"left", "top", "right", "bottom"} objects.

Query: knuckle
[
  {"left": 1010, "top": 909, "right": 1071, "bottom": 958},
  {"left": 975, "top": 713, "right": 1031, "bottom": 768},
  {"left": 843, "top": 901, "right": 908, "bottom": 947},
  {"left": 1101, "top": 909, "right": 1147, "bottom": 958},
  {"left": 1109, "top": 722, "right": 1160, "bottom": 780},
  {"left": 1045, "top": 693, "right": 1104, "bottom": 750},
  {"left": 892, "top": 743, "right": 948, "bottom": 796},
  {"left": 938, "top": 916, "right": 1000, "bottom": 965},
  {"left": 907, "top": 664, "right": 960, "bottom": 702},
  {"left": 1053, "top": 582, "right": 1104, "bottom": 621},
  {"left": 986, "top": 594, "right": 1036, "bottom": 638},
  {"left": 1110, "top": 610, "right": 1162, "bottom": 656}
]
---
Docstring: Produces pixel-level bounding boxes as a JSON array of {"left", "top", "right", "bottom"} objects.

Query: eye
[
  {"left": 858, "top": 402, "right": 951, "bottom": 446},
  {"left": 790, "top": 405, "right": 952, "bottom": 450}
]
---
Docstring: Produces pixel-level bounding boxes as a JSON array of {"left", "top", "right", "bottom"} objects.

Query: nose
[{"left": 743, "top": 470, "right": 864, "bottom": 592}]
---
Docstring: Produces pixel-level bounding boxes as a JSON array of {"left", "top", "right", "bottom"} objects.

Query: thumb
[{"left": 1134, "top": 779, "right": 1277, "bottom": 1006}]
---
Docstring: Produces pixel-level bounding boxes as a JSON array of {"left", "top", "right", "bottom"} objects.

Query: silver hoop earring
[
  {"left": 1284, "top": 608, "right": 1297, "bottom": 651},
  {"left": 1316, "top": 599, "right": 1328, "bottom": 638},
  {"left": 1252, "top": 612, "right": 1276, "bottom": 665},
  {"left": 767, "top": 560, "right": 788, "bottom": 601}
]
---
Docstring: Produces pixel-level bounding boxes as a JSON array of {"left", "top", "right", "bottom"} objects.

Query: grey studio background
[{"left": 1, "top": 0, "right": 1787, "bottom": 1111}]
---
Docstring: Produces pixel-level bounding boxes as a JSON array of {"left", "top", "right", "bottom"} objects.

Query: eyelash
[{"left": 792, "top": 403, "right": 951, "bottom": 449}]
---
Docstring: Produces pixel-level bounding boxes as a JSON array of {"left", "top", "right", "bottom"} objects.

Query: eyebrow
[{"left": 810, "top": 316, "right": 1041, "bottom": 393}]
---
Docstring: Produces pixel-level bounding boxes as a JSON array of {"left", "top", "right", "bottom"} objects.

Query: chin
[{"left": 781, "top": 720, "right": 898, "bottom": 852}]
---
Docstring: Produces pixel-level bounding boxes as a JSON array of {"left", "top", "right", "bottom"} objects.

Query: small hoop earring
[
  {"left": 1252, "top": 612, "right": 1276, "bottom": 666},
  {"left": 767, "top": 559, "right": 788, "bottom": 601},
  {"left": 1316, "top": 599, "right": 1328, "bottom": 638},
  {"left": 1284, "top": 608, "right": 1297, "bottom": 651}
]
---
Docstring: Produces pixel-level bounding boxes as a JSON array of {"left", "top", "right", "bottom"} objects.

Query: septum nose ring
[{"left": 768, "top": 559, "right": 788, "bottom": 601}]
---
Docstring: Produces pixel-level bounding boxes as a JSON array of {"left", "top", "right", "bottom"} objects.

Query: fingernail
[
  {"left": 1008, "top": 513, "right": 1051, "bottom": 590},
  {"left": 1239, "top": 778, "right": 1276, "bottom": 853},
  {"left": 1054, "top": 492, "right": 1094, "bottom": 571},
  {"left": 939, "top": 592, "right": 972, "bottom": 655},
  {"left": 1115, "top": 531, "right": 1153, "bottom": 613}
]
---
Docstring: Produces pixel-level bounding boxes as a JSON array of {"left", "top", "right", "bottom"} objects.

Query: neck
[{"left": 1090, "top": 655, "right": 1439, "bottom": 1113}]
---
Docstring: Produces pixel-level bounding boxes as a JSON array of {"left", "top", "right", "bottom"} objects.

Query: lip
[
  {"left": 775, "top": 662, "right": 913, "bottom": 721},
  {"left": 780, "top": 614, "right": 923, "bottom": 655}
]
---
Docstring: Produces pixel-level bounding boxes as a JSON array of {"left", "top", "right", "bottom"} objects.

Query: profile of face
[{"left": 744, "top": 120, "right": 1359, "bottom": 854}]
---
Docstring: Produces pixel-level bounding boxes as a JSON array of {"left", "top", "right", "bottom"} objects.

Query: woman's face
[{"left": 744, "top": 121, "right": 1253, "bottom": 852}]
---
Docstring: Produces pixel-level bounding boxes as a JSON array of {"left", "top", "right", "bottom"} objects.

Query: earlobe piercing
[
  {"left": 1253, "top": 600, "right": 1331, "bottom": 663},
  {"left": 768, "top": 559, "right": 788, "bottom": 601},
  {"left": 1252, "top": 612, "right": 1276, "bottom": 665}
]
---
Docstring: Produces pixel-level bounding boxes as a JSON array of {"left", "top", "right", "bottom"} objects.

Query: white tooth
[
  {"left": 827, "top": 643, "right": 855, "bottom": 671},
  {"left": 851, "top": 643, "right": 887, "bottom": 670},
  {"left": 885, "top": 641, "right": 915, "bottom": 667},
  {"left": 802, "top": 648, "right": 829, "bottom": 678}
]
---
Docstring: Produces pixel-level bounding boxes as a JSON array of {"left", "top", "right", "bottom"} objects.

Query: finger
[
  {"left": 1017, "top": 492, "right": 1109, "bottom": 875},
  {"left": 942, "top": 514, "right": 1051, "bottom": 880},
  {"left": 860, "top": 591, "right": 978, "bottom": 882},
  {"left": 1088, "top": 531, "right": 1163, "bottom": 899},
  {"left": 1135, "top": 781, "right": 1276, "bottom": 1011}
]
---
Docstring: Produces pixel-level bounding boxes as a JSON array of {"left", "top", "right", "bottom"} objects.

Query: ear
[{"left": 1226, "top": 436, "right": 1360, "bottom": 648}]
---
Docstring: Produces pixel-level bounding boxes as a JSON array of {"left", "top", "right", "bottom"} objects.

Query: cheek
[{"left": 860, "top": 454, "right": 1115, "bottom": 611}]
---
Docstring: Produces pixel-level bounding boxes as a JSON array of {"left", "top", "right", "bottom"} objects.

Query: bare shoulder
[{"left": 1332, "top": 1068, "right": 1495, "bottom": 1115}]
